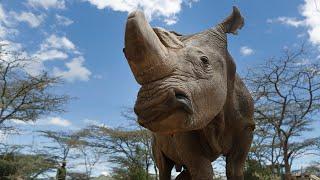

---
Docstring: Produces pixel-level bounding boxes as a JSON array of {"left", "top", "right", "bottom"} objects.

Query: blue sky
[{"left": 1, "top": 0, "right": 320, "bottom": 176}]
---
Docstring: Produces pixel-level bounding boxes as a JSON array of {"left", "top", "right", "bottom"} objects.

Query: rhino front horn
[{"left": 124, "top": 11, "right": 174, "bottom": 85}]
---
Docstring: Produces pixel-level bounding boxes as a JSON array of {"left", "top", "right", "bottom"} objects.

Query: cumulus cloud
[
  {"left": 0, "top": 4, "right": 19, "bottom": 38},
  {"left": 300, "top": 0, "right": 320, "bottom": 46},
  {"left": 28, "top": 0, "right": 66, "bottom": 10},
  {"left": 0, "top": 131, "right": 7, "bottom": 141},
  {"left": 101, "top": 171, "right": 110, "bottom": 176},
  {"left": 27, "top": 34, "right": 91, "bottom": 82},
  {"left": 0, "top": 40, "right": 22, "bottom": 51},
  {"left": 83, "top": 119, "right": 106, "bottom": 127},
  {"left": 240, "top": 46, "right": 254, "bottom": 56},
  {"left": 164, "top": 17, "right": 178, "bottom": 25},
  {"left": 85, "top": 0, "right": 199, "bottom": 25},
  {"left": 0, "top": 40, "right": 26, "bottom": 63},
  {"left": 0, "top": 3, "right": 91, "bottom": 83},
  {"left": 269, "top": 0, "right": 320, "bottom": 47},
  {"left": 11, "top": 11, "right": 45, "bottom": 28},
  {"left": 34, "top": 49, "right": 68, "bottom": 61},
  {"left": 41, "top": 34, "right": 76, "bottom": 50},
  {"left": 267, "top": 17, "right": 305, "bottom": 27},
  {"left": 56, "top": 14, "right": 73, "bottom": 26},
  {"left": 0, "top": 4, "right": 11, "bottom": 26},
  {"left": 0, "top": 4, "right": 5, "bottom": 22},
  {"left": 10, "top": 117, "right": 72, "bottom": 127},
  {"left": 47, "top": 117, "right": 72, "bottom": 127},
  {"left": 29, "top": 35, "right": 75, "bottom": 71},
  {"left": 53, "top": 56, "right": 91, "bottom": 82}
]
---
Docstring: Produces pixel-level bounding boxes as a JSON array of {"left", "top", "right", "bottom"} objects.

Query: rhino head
[{"left": 124, "top": 7, "right": 244, "bottom": 134}]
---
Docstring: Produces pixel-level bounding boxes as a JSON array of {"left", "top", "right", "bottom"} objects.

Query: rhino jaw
[
  {"left": 124, "top": 11, "right": 174, "bottom": 85},
  {"left": 134, "top": 88, "right": 194, "bottom": 134}
]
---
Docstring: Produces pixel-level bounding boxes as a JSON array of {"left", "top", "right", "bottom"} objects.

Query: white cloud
[
  {"left": 28, "top": 0, "right": 66, "bottom": 10},
  {"left": 10, "top": 117, "right": 72, "bottom": 127},
  {"left": 0, "top": 4, "right": 5, "bottom": 22},
  {"left": 0, "top": 4, "right": 19, "bottom": 38},
  {"left": 29, "top": 35, "right": 91, "bottom": 82},
  {"left": 34, "top": 49, "right": 68, "bottom": 61},
  {"left": 83, "top": 119, "right": 106, "bottom": 127},
  {"left": 101, "top": 171, "right": 110, "bottom": 176},
  {"left": 0, "top": 4, "right": 12, "bottom": 26},
  {"left": 240, "top": 46, "right": 254, "bottom": 56},
  {"left": 300, "top": 0, "right": 320, "bottom": 46},
  {"left": 0, "top": 130, "right": 7, "bottom": 141},
  {"left": 47, "top": 117, "right": 72, "bottom": 127},
  {"left": 0, "top": 40, "right": 22, "bottom": 51},
  {"left": 0, "top": 40, "right": 25, "bottom": 63},
  {"left": 269, "top": 0, "right": 320, "bottom": 47},
  {"left": 85, "top": 0, "right": 198, "bottom": 25},
  {"left": 11, "top": 11, "right": 45, "bottom": 28},
  {"left": 0, "top": 26, "right": 19, "bottom": 39},
  {"left": 267, "top": 17, "right": 305, "bottom": 27},
  {"left": 164, "top": 17, "right": 178, "bottom": 25},
  {"left": 56, "top": 14, "right": 73, "bottom": 26},
  {"left": 53, "top": 56, "right": 91, "bottom": 82},
  {"left": 0, "top": 3, "right": 91, "bottom": 83},
  {"left": 41, "top": 34, "right": 76, "bottom": 50},
  {"left": 27, "top": 35, "right": 75, "bottom": 75}
]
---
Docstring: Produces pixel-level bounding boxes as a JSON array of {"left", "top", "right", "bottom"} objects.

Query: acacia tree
[
  {"left": 121, "top": 108, "right": 156, "bottom": 179},
  {"left": 38, "top": 130, "right": 80, "bottom": 166},
  {"left": 74, "top": 129, "right": 105, "bottom": 179},
  {"left": 86, "top": 125, "right": 154, "bottom": 180},
  {"left": 0, "top": 45, "right": 68, "bottom": 128},
  {"left": 0, "top": 143, "right": 57, "bottom": 179},
  {"left": 246, "top": 45, "right": 320, "bottom": 179}
]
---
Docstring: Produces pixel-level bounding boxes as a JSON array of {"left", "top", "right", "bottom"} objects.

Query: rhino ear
[
  {"left": 153, "top": 27, "right": 184, "bottom": 49},
  {"left": 219, "top": 6, "right": 244, "bottom": 35}
]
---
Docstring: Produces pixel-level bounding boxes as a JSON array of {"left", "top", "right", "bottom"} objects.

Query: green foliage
[
  {"left": 112, "top": 165, "right": 148, "bottom": 180},
  {"left": 0, "top": 52, "right": 69, "bottom": 126},
  {"left": 0, "top": 153, "right": 17, "bottom": 179},
  {"left": 0, "top": 152, "right": 56, "bottom": 179},
  {"left": 87, "top": 125, "right": 154, "bottom": 180},
  {"left": 244, "top": 159, "right": 279, "bottom": 180},
  {"left": 111, "top": 145, "right": 149, "bottom": 180}
]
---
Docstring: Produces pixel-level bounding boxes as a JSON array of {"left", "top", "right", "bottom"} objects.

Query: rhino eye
[{"left": 200, "top": 56, "right": 209, "bottom": 65}]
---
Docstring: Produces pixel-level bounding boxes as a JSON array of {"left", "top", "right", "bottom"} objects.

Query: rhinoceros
[{"left": 123, "top": 6, "right": 255, "bottom": 180}]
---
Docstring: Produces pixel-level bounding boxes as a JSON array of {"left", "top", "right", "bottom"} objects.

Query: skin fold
[{"left": 123, "top": 6, "right": 255, "bottom": 180}]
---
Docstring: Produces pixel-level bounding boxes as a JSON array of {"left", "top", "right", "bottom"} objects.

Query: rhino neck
[
  {"left": 200, "top": 111, "right": 225, "bottom": 159},
  {"left": 200, "top": 51, "right": 237, "bottom": 156}
]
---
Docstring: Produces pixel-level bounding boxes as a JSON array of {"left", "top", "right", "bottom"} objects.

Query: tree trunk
[{"left": 283, "top": 140, "right": 292, "bottom": 180}]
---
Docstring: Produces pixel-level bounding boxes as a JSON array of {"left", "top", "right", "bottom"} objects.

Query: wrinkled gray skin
[{"left": 123, "top": 7, "right": 255, "bottom": 180}]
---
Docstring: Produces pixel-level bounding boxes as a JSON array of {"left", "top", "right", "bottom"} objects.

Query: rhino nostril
[
  {"left": 174, "top": 91, "right": 193, "bottom": 114},
  {"left": 175, "top": 93, "right": 188, "bottom": 100}
]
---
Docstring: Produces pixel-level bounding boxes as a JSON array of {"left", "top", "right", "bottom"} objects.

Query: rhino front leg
[
  {"left": 226, "top": 125, "right": 254, "bottom": 180},
  {"left": 153, "top": 150, "right": 174, "bottom": 180},
  {"left": 172, "top": 132, "right": 214, "bottom": 180},
  {"left": 187, "top": 159, "right": 214, "bottom": 180}
]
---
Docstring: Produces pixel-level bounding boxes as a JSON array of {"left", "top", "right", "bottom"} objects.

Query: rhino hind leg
[{"left": 226, "top": 124, "right": 254, "bottom": 180}]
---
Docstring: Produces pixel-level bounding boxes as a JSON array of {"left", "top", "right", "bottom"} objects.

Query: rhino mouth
[{"left": 135, "top": 89, "right": 193, "bottom": 125}]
